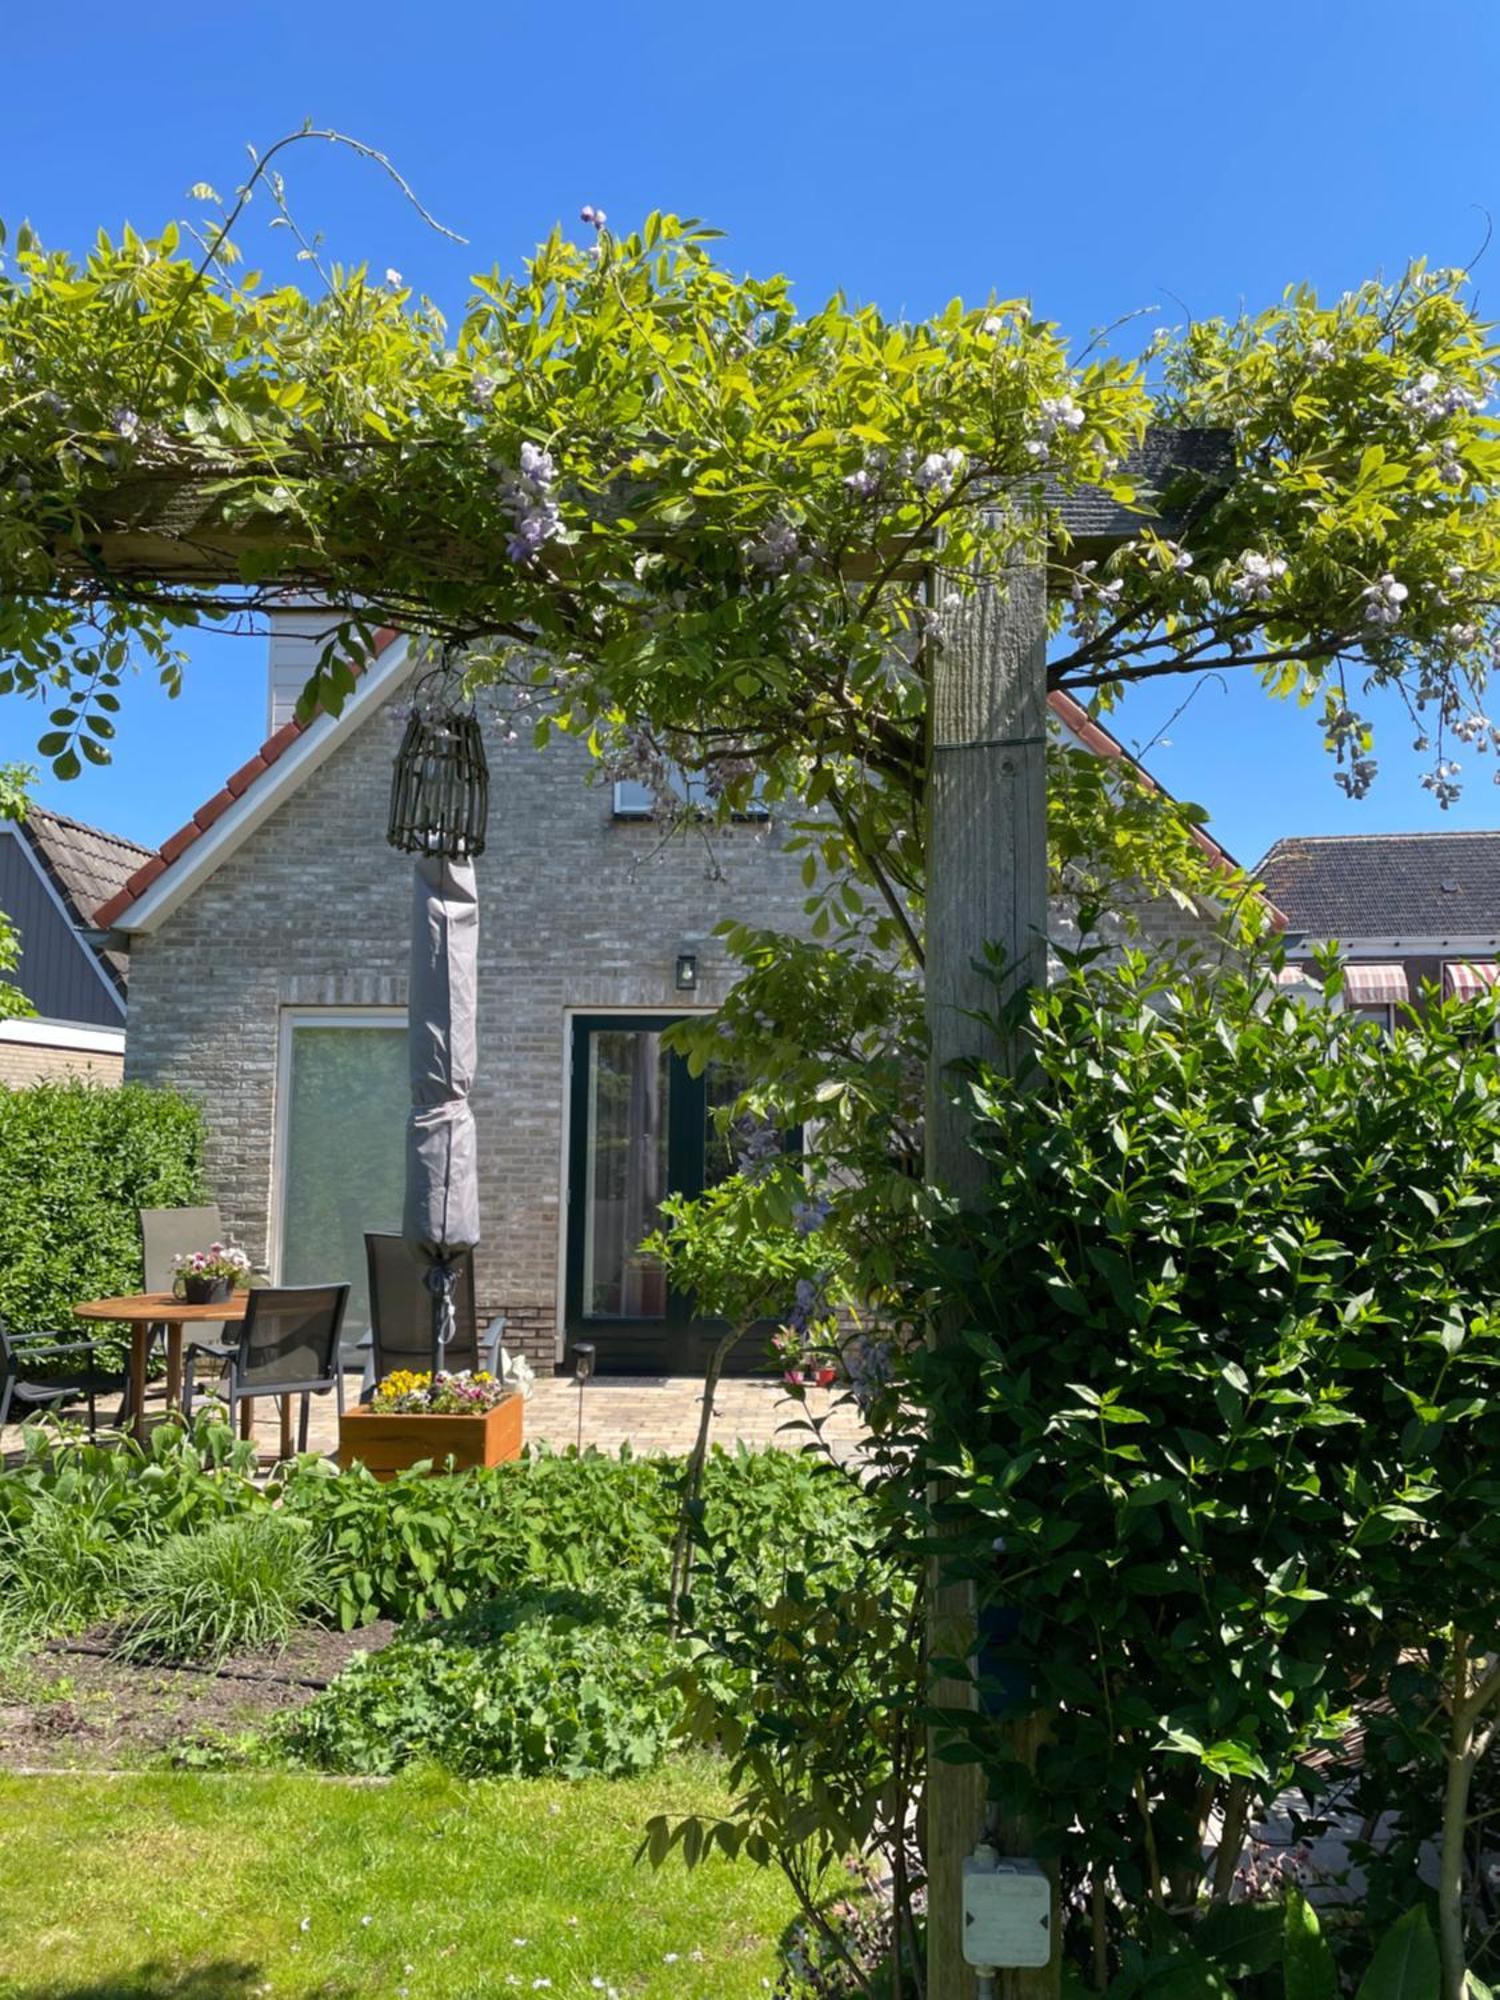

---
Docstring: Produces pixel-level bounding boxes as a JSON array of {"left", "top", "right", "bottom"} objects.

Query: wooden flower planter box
[{"left": 337, "top": 1394, "right": 524, "bottom": 1480}]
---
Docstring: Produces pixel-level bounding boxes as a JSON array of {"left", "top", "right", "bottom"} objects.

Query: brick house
[
  {"left": 0, "top": 806, "right": 148, "bottom": 1086},
  {"left": 95, "top": 625, "right": 1242, "bottom": 1374},
  {"left": 1257, "top": 831, "right": 1500, "bottom": 1028}
]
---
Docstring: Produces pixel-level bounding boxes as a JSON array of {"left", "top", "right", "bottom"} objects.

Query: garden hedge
[{"left": 0, "top": 1078, "right": 206, "bottom": 1339}]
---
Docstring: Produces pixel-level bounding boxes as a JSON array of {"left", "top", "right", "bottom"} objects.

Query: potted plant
[
  {"left": 337, "top": 1368, "right": 524, "bottom": 1480},
  {"left": 771, "top": 1325, "right": 807, "bottom": 1385},
  {"left": 170, "top": 1241, "right": 252, "bottom": 1306}
]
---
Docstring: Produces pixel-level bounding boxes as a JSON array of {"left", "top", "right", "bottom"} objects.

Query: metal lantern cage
[{"left": 386, "top": 664, "right": 491, "bottom": 860}]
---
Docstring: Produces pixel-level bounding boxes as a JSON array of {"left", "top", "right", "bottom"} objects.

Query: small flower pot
[
  {"left": 783, "top": 1368, "right": 806, "bottom": 1386},
  {"left": 813, "top": 1365, "right": 838, "bottom": 1388},
  {"left": 181, "top": 1275, "right": 234, "bottom": 1305}
]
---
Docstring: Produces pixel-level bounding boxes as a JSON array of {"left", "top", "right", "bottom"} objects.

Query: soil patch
[{"left": 0, "top": 1618, "right": 396, "bottom": 1770}]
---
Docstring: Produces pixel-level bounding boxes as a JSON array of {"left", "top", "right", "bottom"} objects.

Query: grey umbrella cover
[{"left": 404, "top": 855, "right": 481, "bottom": 1307}]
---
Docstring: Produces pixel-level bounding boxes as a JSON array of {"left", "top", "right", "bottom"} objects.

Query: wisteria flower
[
  {"left": 499, "top": 442, "right": 562, "bottom": 565},
  {"left": 1362, "top": 572, "right": 1408, "bottom": 627},
  {"left": 1230, "top": 552, "right": 1288, "bottom": 604},
  {"left": 744, "top": 516, "right": 802, "bottom": 573},
  {"left": 1037, "top": 394, "right": 1085, "bottom": 440},
  {"left": 914, "top": 446, "right": 965, "bottom": 495}
]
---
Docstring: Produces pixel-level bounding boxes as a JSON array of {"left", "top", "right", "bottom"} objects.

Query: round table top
[{"left": 73, "top": 1289, "right": 251, "bottom": 1323}]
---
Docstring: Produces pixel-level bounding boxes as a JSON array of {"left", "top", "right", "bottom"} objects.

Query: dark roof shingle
[
  {"left": 1256, "top": 831, "right": 1500, "bottom": 939},
  {"left": 21, "top": 806, "right": 152, "bottom": 992}
]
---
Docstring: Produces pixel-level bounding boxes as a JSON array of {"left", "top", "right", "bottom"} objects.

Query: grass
[{"left": 0, "top": 1761, "right": 798, "bottom": 1999}]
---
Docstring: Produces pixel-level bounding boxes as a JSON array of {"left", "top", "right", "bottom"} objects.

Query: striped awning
[
  {"left": 1344, "top": 963, "right": 1410, "bottom": 1006},
  {"left": 1444, "top": 960, "right": 1500, "bottom": 999}
]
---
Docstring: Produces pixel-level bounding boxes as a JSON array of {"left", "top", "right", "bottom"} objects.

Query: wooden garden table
[{"left": 72, "top": 1290, "right": 249, "bottom": 1446}]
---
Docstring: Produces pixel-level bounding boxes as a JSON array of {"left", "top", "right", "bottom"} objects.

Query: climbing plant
[{"left": 0, "top": 131, "right": 1498, "bottom": 955}]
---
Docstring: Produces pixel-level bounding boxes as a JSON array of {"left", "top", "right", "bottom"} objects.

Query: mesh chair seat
[
  {"left": 139, "top": 1204, "right": 234, "bottom": 1356},
  {"left": 183, "top": 1283, "right": 348, "bottom": 1458}
]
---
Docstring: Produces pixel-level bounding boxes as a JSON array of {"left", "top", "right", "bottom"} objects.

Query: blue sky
[{"left": 4, "top": 0, "right": 1500, "bottom": 866}]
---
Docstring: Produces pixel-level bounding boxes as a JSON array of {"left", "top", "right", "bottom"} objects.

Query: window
[
  {"left": 1348, "top": 1002, "right": 1394, "bottom": 1036},
  {"left": 276, "top": 1012, "right": 408, "bottom": 1341},
  {"left": 612, "top": 766, "right": 768, "bottom": 820}
]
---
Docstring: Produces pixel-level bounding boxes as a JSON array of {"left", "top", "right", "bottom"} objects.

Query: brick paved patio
[{"left": 1, "top": 1369, "right": 866, "bottom": 1470}]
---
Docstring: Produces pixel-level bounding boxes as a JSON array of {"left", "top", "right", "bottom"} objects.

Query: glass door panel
[
  {"left": 582, "top": 1027, "right": 672, "bottom": 1320},
  {"left": 279, "top": 1019, "right": 408, "bottom": 1340}
]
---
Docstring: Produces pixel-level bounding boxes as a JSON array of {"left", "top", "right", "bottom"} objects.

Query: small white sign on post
[{"left": 962, "top": 1852, "right": 1052, "bottom": 1970}]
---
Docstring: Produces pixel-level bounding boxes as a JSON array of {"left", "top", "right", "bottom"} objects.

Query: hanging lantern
[{"left": 386, "top": 660, "right": 491, "bottom": 859}]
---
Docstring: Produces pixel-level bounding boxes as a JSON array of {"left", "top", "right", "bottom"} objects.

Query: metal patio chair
[
  {"left": 362, "top": 1233, "right": 505, "bottom": 1391},
  {"left": 0, "top": 1317, "right": 129, "bottom": 1437},
  {"left": 182, "top": 1283, "right": 348, "bottom": 1457}
]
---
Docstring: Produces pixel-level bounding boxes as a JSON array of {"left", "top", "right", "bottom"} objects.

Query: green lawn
[{"left": 0, "top": 1764, "right": 796, "bottom": 1999}]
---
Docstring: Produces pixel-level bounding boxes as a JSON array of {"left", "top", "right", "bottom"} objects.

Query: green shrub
[
  {"left": 921, "top": 954, "right": 1500, "bottom": 1987},
  {"left": 0, "top": 1417, "right": 259, "bottom": 1636},
  {"left": 283, "top": 1590, "right": 687, "bottom": 1778},
  {"left": 281, "top": 1443, "right": 869, "bottom": 1630},
  {"left": 114, "top": 1513, "right": 326, "bottom": 1665},
  {"left": 0, "top": 1078, "right": 206, "bottom": 1347}
]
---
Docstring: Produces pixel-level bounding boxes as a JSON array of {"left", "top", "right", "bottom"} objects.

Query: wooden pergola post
[
  {"left": 920, "top": 437, "right": 1229, "bottom": 1999},
  {"left": 924, "top": 546, "right": 1052, "bottom": 2000}
]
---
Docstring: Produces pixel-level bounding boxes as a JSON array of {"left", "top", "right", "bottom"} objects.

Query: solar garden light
[{"left": 573, "top": 1341, "right": 596, "bottom": 1453}]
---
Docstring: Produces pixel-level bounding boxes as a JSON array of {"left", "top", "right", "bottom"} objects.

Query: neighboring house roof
[
  {"left": 17, "top": 805, "right": 151, "bottom": 995},
  {"left": 95, "top": 634, "right": 1251, "bottom": 934},
  {"left": 1256, "top": 831, "right": 1500, "bottom": 941}
]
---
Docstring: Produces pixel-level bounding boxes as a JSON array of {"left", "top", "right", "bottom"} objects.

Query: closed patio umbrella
[{"left": 387, "top": 662, "right": 489, "bottom": 1376}]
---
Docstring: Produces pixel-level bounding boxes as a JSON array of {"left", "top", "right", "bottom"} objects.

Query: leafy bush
[
  {"left": 0, "top": 1079, "right": 205, "bottom": 1345},
  {"left": 284, "top": 1590, "right": 687, "bottom": 1778},
  {"left": 0, "top": 1417, "right": 257, "bottom": 1634},
  {"left": 280, "top": 1443, "right": 868, "bottom": 1630},
  {"left": 114, "top": 1513, "right": 327, "bottom": 1665},
  {"left": 921, "top": 954, "right": 1500, "bottom": 1989}
]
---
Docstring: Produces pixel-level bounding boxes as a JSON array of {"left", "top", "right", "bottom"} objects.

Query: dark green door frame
[{"left": 564, "top": 1014, "right": 709, "bottom": 1374}]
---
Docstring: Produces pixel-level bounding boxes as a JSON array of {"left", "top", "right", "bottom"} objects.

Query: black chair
[
  {"left": 182, "top": 1283, "right": 348, "bottom": 1456},
  {"left": 0, "top": 1317, "right": 128, "bottom": 1437},
  {"left": 362, "top": 1234, "right": 505, "bottom": 1388}
]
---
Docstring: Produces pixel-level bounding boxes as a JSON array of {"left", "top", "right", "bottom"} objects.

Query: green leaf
[
  {"left": 1283, "top": 1888, "right": 1338, "bottom": 2000},
  {"left": 1356, "top": 1907, "right": 1440, "bottom": 2000},
  {"left": 1141, "top": 1951, "right": 1237, "bottom": 1998},
  {"left": 1195, "top": 1899, "right": 1284, "bottom": 1978}
]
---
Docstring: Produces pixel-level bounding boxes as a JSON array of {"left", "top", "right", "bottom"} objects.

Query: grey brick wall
[{"left": 124, "top": 687, "right": 1229, "bottom": 1372}]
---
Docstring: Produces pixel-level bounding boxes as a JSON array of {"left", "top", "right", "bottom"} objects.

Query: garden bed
[{"left": 0, "top": 1619, "right": 396, "bottom": 1770}]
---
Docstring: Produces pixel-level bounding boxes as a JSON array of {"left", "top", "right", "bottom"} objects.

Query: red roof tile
[{"left": 193, "top": 788, "right": 236, "bottom": 833}]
